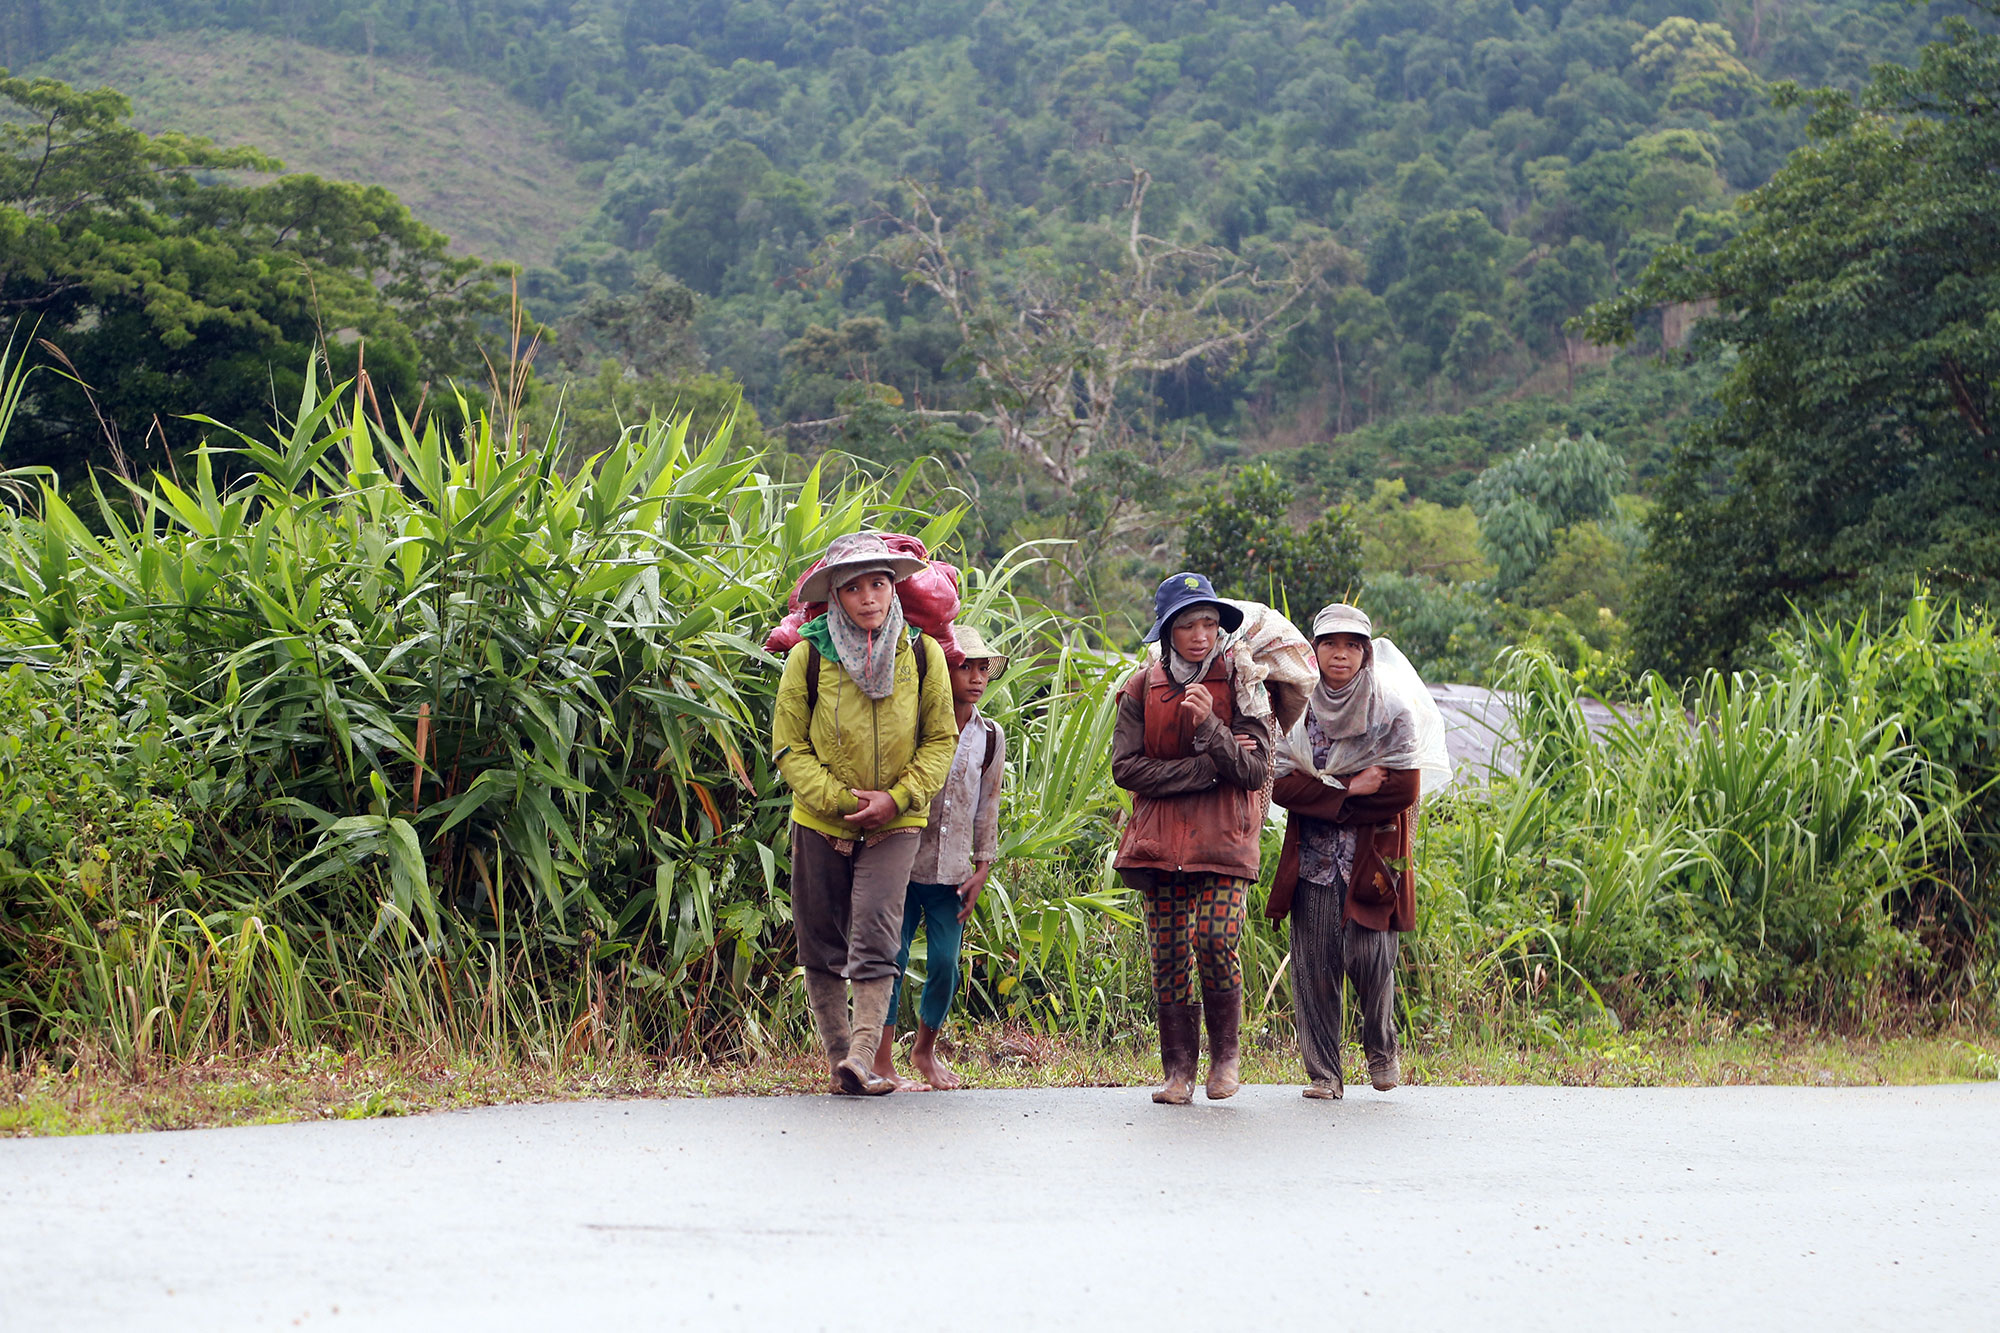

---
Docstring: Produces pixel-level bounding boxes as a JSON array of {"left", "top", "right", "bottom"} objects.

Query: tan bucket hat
[
  {"left": 950, "top": 625, "right": 1010, "bottom": 680},
  {"left": 1311, "top": 602, "right": 1372, "bottom": 642},
  {"left": 799, "top": 531, "right": 928, "bottom": 603}
]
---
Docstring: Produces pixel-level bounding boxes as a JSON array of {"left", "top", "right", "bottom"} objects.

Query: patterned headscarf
[{"left": 825, "top": 571, "right": 907, "bottom": 700}]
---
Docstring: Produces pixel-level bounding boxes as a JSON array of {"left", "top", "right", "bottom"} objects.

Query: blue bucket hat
[{"left": 1143, "top": 572, "right": 1244, "bottom": 644}]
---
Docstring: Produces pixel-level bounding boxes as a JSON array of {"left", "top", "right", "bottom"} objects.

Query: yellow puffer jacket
[{"left": 771, "top": 628, "right": 957, "bottom": 839}]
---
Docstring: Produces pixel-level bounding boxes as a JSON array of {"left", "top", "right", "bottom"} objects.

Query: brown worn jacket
[
  {"left": 1266, "top": 768, "right": 1420, "bottom": 932},
  {"left": 1110, "top": 657, "right": 1269, "bottom": 880}
]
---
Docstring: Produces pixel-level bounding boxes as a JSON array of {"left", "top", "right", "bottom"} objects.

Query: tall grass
[
  {"left": 0, "top": 370, "right": 1129, "bottom": 1067},
  {"left": 1410, "top": 644, "right": 1968, "bottom": 1030},
  {"left": 0, "top": 351, "right": 1989, "bottom": 1075}
]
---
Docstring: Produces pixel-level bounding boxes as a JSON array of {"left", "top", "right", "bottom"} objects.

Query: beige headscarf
[{"left": 1301, "top": 603, "right": 1421, "bottom": 776}]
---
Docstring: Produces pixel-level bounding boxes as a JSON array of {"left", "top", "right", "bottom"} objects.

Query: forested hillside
[
  {"left": 2, "top": 2, "right": 1998, "bottom": 1083},
  {"left": 4, "top": 0, "right": 1991, "bottom": 666},
  {"left": 11, "top": 1, "right": 1946, "bottom": 426},
  {"left": 38, "top": 32, "right": 593, "bottom": 266}
]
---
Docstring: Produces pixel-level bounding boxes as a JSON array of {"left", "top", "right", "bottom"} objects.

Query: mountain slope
[{"left": 38, "top": 31, "right": 595, "bottom": 267}]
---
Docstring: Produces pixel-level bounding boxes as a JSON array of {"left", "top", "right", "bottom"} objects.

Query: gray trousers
[
  {"left": 789, "top": 824, "right": 919, "bottom": 982},
  {"left": 1291, "top": 874, "right": 1399, "bottom": 1083}
]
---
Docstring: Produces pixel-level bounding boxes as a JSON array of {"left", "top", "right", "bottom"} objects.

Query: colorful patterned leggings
[{"left": 1121, "top": 869, "right": 1248, "bottom": 1006}]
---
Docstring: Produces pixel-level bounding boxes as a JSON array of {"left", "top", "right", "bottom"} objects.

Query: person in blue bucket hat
[
  {"left": 1141, "top": 572, "right": 1245, "bottom": 645},
  {"left": 1112, "top": 571, "right": 1268, "bottom": 1105}
]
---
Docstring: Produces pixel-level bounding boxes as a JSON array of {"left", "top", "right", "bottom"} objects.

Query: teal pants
[{"left": 889, "top": 881, "right": 965, "bottom": 1031}]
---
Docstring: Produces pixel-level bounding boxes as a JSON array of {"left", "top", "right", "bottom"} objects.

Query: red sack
[{"left": 762, "top": 534, "right": 964, "bottom": 660}]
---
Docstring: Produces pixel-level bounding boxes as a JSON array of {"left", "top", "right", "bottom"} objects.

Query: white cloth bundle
[{"left": 1220, "top": 599, "right": 1318, "bottom": 734}]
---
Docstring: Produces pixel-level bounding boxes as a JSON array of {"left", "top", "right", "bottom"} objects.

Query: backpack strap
[
  {"left": 979, "top": 716, "right": 1001, "bottom": 778},
  {"left": 804, "top": 642, "right": 821, "bottom": 714},
  {"left": 913, "top": 632, "right": 932, "bottom": 748}
]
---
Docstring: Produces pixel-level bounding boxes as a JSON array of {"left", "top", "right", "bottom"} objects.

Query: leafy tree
[
  {"left": 0, "top": 73, "right": 505, "bottom": 477},
  {"left": 1271, "top": 279, "right": 1393, "bottom": 434},
  {"left": 651, "top": 142, "right": 820, "bottom": 296},
  {"left": 1181, "top": 462, "right": 1361, "bottom": 619},
  {"left": 1471, "top": 431, "right": 1623, "bottom": 593},
  {"left": 1384, "top": 208, "right": 1509, "bottom": 372},
  {"left": 551, "top": 273, "right": 702, "bottom": 381},
  {"left": 1356, "top": 478, "right": 1491, "bottom": 582},
  {"left": 1631, "top": 18, "right": 1764, "bottom": 116},
  {"left": 1586, "top": 8, "right": 2000, "bottom": 673},
  {"left": 1520, "top": 237, "right": 1612, "bottom": 385},
  {"left": 1442, "top": 310, "right": 1507, "bottom": 393},
  {"left": 1361, "top": 570, "right": 1524, "bottom": 684}
]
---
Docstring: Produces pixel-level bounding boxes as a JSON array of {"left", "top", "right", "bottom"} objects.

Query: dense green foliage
[
  {"left": 0, "top": 74, "right": 508, "bottom": 479},
  {"left": 1, "top": 4, "right": 1997, "bottom": 1066},
  {"left": 1181, "top": 462, "right": 1362, "bottom": 615},
  {"left": 1589, "top": 6, "right": 2000, "bottom": 673},
  {"left": 6, "top": 2, "right": 1945, "bottom": 463},
  {"left": 0, "top": 357, "right": 1138, "bottom": 1062},
  {"left": 17, "top": 1, "right": 1996, "bottom": 684},
  {"left": 1418, "top": 646, "right": 1952, "bottom": 1019},
  {"left": 0, "top": 343, "right": 1990, "bottom": 1066}
]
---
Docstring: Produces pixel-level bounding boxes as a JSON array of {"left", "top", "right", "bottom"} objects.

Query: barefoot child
[{"left": 872, "top": 626, "right": 1008, "bottom": 1091}]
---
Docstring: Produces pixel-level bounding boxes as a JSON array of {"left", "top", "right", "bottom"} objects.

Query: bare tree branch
[{"left": 838, "top": 169, "right": 1335, "bottom": 492}]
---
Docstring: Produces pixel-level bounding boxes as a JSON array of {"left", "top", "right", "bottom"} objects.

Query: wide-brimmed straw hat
[
  {"left": 799, "top": 531, "right": 928, "bottom": 603},
  {"left": 1142, "top": 572, "right": 1244, "bottom": 644},
  {"left": 949, "top": 625, "right": 1010, "bottom": 681},
  {"left": 1311, "top": 602, "right": 1373, "bottom": 642}
]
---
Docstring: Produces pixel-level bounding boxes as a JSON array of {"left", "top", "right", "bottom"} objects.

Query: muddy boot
[
  {"left": 1369, "top": 1052, "right": 1401, "bottom": 1092},
  {"left": 835, "top": 977, "right": 898, "bottom": 1096},
  {"left": 1302, "top": 1076, "right": 1343, "bottom": 1100},
  {"left": 1152, "top": 1002, "right": 1200, "bottom": 1105},
  {"left": 1202, "top": 987, "right": 1242, "bottom": 1101},
  {"left": 803, "top": 969, "right": 851, "bottom": 1085}
]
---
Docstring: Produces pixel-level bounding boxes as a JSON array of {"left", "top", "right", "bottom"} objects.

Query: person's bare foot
[
  {"left": 910, "top": 1023, "right": 962, "bottom": 1090},
  {"left": 871, "top": 1026, "right": 898, "bottom": 1081},
  {"left": 869, "top": 1027, "right": 926, "bottom": 1090}
]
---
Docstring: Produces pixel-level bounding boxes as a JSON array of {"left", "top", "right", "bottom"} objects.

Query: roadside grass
[
  {"left": 7, "top": 1024, "right": 1994, "bottom": 1137},
  {"left": 35, "top": 31, "right": 594, "bottom": 265}
]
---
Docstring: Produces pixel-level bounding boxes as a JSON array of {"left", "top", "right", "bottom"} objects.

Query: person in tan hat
[
  {"left": 870, "top": 625, "right": 1009, "bottom": 1091},
  {"left": 772, "top": 531, "right": 958, "bottom": 1095},
  {"left": 1266, "top": 602, "right": 1424, "bottom": 1098}
]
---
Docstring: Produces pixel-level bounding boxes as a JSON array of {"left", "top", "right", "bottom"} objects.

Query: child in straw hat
[{"left": 872, "top": 625, "right": 1009, "bottom": 1091}]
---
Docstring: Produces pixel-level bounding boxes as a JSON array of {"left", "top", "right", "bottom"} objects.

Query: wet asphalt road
[{"left": 2, "top": 1082, "right": 1995, "bottom": 1330}]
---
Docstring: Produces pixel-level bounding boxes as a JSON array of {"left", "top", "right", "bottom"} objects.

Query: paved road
[{"left": 3, "top": 1083, "right": 1995, "bottom": 1329}]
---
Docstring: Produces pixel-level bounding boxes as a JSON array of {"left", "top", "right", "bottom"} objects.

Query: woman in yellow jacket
[{"left": 772, "top": 532, "right": 958, "bottom": 1095}]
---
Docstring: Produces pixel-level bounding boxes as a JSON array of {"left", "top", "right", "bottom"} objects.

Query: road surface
[{"left": 3, "top": 1083, "right": 1994, "bottom": 1328}]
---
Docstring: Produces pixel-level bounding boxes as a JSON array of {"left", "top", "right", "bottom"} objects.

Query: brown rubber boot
[
  {"left": 1152, "top": 1002, "right": 1200, "bottom": 1105},
  {"left": 835, "top": 977, "right": 898, "bottom": 1096},
  {"left": 1369, "top": 1052, "right": 1402, "bottom": 1092},
  {"left": 1202, "top": 988, "right": 1243, "bottom": 1100},
  {"left": 804, "top": 969, "right": 851, "bottom": 1085}
]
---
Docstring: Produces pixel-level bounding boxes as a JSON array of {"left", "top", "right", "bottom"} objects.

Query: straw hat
[
  {"left": 950, "top": 625, "right": 1010, "bottom": 681},
  {"left": 799, "top": 531, "right": 928, "bottom": 603}
]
